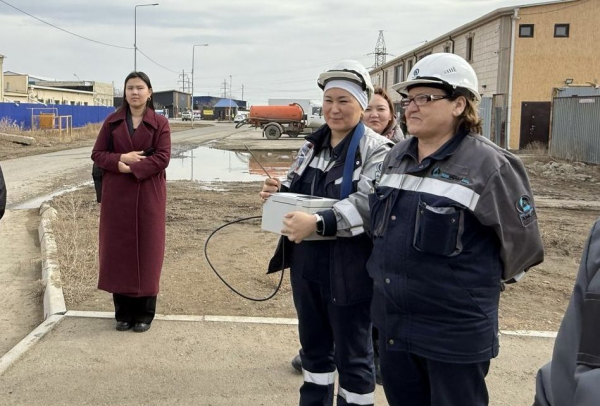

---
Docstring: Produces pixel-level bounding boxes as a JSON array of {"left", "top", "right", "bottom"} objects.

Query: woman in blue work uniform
[
  {"left": 260, "top": 60, "right": 392, "bottom": 406},
  {"left": 367, "top": 53, "right": 544, "bottom": 406}
]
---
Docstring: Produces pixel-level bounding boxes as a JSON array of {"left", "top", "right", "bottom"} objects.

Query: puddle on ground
[
  {"left": 167, "top": 146, "right": 296, "bottom": 182},
  {"left": 12, "top": 147, "right": 296, "bottom": 210},
  {"left": 13, "top": 182, "right": 92, "bottom": 210}
]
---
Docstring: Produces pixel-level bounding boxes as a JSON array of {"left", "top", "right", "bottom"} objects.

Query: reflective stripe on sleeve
[
  {"left": 378, "top": 173, "right": 480, "bottom": 211},
  {"left": 302, "top": 369, "right": 336, "bottom": 386},
  {"left": 338, "top": 387, "right": 375, "bottom": 405},
  {"left": 333, "top": 199, "right": 364, "bottom": 234}
]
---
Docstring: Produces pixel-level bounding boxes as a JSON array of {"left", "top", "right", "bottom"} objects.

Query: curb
[
  {"left": 38, "top": 203, "right": 67, "bottom": 319},
  {"left": 0, "top": 314, "right": 64, "bottom": 376}
]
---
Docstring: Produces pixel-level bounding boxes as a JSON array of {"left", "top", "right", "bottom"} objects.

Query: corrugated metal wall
[
  {"left": 556, "top": 87, "right": 600, "bottom": 98},
  {"left": 479, "top": 97, "right": 493, "bottom": 139},
  {"left": 0, "top": 102, "right": 114, "bottom": 129},
  {"left": 550, "top": 96, "right": 600, "bottom": 164}
]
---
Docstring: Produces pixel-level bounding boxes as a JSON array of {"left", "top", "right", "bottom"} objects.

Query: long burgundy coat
[{"left": 91, "top": 108, "right": 171, "bottom": 297}]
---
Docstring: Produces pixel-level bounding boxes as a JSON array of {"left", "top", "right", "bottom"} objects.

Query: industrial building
[{"left": 369, "top": 0, "right": 600, "bottom": 150}]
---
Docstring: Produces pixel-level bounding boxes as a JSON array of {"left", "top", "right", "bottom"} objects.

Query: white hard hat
[
  {"left": 317, "top": 60, "right": 374, "bottom": 98},
  {"left": 392, "top": 53, "right": 481, "bottom": 102}
]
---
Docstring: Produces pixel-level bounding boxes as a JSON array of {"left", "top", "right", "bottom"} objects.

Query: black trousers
[
  {"left": 378, "top": 334, "right": 490, "bottom": 406},
  {"left": 291, "top": 269, "right": 375, "bottom": 406},
  {"left": 113, "top": 294, "right": 157, "bottom": 324}
]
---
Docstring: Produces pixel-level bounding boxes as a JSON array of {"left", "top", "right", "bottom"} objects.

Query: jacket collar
[
  {"left": 396, "top": 128, "right": 468, "bottom": 163},
  {"left": 108, "top": 107, "right": 158, "bottom": 129}
]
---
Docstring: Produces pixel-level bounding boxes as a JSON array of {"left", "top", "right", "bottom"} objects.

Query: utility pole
[
  {"left": 241, "top": 84, "right": 244, "bottom": 102},
  {"left": 221, "top": 79, "right": 228, "bottom": 98},
  {"left": 368, "top": 30, "right": 393, "bottom": 68},
  {"left": 179, "top": 70, "right": 191, "bottom": 94},
  {"left": 229, "top": 75, "right": 232, "bottom": 121}
]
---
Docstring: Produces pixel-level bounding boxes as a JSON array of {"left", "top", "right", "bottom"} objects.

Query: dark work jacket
[
  {"left": 534, "top": 219, "right": 600, "bottom": 406},
  {"left": 0, "top": 165, "right": 6, "bottom": 219},
  {"left": 268, "top": 124, "right": 392, "bottom": 305},
  {"left": 367, "top": 131, "right": 544, "bottom": 363}
]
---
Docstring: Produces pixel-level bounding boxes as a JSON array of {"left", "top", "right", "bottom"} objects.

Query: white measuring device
[{"left": 262, "top": 193, "right": 338, "bottom": 241}]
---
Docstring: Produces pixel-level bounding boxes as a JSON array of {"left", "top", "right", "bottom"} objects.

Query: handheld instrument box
[{"left": 262, "top": 193, "right": 338, "bottom": 241}]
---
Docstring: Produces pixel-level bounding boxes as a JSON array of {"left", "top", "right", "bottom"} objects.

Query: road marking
[
  {"left": 65, "top": 312, "right": 556, "bottom": 333},
  {"left": 65, "top": 310, "right": 298, "bottom": 325},
  {"left": 500, "top": 330, "right": 557, "bottom": 338},
  {"left": 0, "top": 315, "right": 64, "bottom": 376}
]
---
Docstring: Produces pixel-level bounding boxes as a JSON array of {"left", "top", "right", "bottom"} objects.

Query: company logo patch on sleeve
[
  {"left": 516, "top": 195, "right": 537, "bottom": 226},
  {"left": 375, "top": 162, "right": 383, "bottom": 182}
]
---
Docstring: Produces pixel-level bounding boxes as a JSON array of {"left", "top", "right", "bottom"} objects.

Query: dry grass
[
  {"left": 523, "top": 141, "right": 548, "bottom": 156},
  {"left": 51, "top": 192, "right": 100, "bottom": 306},
  {"left": 0, "top": 117, "right": 101, "bottom": 144}
]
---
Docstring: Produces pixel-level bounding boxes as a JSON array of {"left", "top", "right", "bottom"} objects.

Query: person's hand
[
  {"left": 282, "top": 211, "right": 317, "bottom": 243},
  {"left": 118, "top": 161, "right": 132, "bottom": 173},
  {"left": 259, "top": 178, "right": 281, "bottom": 203},
  {"left": 120, "top": 151, "right": 146, "bottom": 164}
]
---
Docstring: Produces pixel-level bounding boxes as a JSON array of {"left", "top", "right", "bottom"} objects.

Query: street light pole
[
  {"left": 134, "top": 3, "right": 159, "bottom": 71},
  {"left": 191, "top": 43, "right": 209, "bottom": 128}
]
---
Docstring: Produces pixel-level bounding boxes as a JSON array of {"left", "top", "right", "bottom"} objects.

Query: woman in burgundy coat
[{"left": 91, "top": 71, "right": 171, "bottom": 333}]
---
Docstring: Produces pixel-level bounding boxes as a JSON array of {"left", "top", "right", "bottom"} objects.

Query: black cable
[
  {"left": 136, "top": 47, "right": 180, "bottom": 74},
  {"left": 0, "top": 0, "right": 132, "bottom": 50},
  {"left": 204, "top": 215, "right": 285, "bottom": 302}
]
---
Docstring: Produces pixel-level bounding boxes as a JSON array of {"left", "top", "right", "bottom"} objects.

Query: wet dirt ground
[{"left": 50, "top": 154, "right": 600, "bottom": 332}]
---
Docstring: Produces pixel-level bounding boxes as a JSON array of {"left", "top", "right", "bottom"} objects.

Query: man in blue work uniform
[
  {"left": 534, "top": 218, "right": 600, "bottom": 406},
  {"left": 367, "top": 53, "right": 544, "bottom": 406}
]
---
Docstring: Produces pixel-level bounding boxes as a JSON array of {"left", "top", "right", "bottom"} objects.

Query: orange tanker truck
[{"left": 235, "top": 101, "right": 324, "bottom": 140}]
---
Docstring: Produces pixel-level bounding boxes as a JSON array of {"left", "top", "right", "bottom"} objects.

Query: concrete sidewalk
[{"left": 0, "top": 312, "right": 553, "bottom": 406}]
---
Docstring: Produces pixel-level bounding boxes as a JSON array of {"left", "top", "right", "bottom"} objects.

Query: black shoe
[
  {"left": 291, "top": 354, "right": 302, "bottom": 373},
  {"left": 374, "top": 354, "right": 383, "bottom": 385},
  {"left": 116, "top": 321, "right": 132, "bottom": 331},
  {"left": 133, "top": 322, "right": 151, "bottom": 333}
]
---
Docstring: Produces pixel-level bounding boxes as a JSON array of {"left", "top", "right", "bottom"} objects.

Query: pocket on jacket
[
  {"left": 370, "top": 186, "right": 396, "bottom": 238},
  {"left": 577, "top": 292, "right": 600, "bottom": 367},
  {"left": 413, "top": 199, "right": 464, "bottom": 256}
]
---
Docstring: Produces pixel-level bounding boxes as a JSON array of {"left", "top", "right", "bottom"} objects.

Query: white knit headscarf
[{"left": 323, "top": 80, "right": 368, "bottom": 110}]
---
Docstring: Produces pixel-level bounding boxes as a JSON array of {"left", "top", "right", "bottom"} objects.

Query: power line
[
  {"left": 0, "top": 0, "right": 183, "bottom": 75},
  {"left": 137, "top": 47, "right": 180, "bottom": 74},
  {"left": 0, "top": 0, "right": 132, "bottom": 50}
]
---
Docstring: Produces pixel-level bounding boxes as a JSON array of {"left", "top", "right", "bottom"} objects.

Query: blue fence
[{"left": 0, "top": 102, "right": 115, "bottom": 129}]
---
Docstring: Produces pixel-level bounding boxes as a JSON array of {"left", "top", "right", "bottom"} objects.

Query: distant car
[
  {"left": 234, "top": 113, "right": 248, "bottom": 123},
  {"left": 181, "top": 111, "right": 192, "bottom": 121},
  {"left": 193, "top": 111, "right": 202, "bottom": 120}
]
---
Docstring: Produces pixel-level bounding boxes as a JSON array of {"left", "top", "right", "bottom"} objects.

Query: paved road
[
  {"left": 2, "top": 124, "right": 249, "bottom": 208},
  {"left": 0, "top": 314, "right": 553, "bottom": 406}
]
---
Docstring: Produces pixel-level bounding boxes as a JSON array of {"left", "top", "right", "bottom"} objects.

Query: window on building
[
  {"left": 393, "top": 103, "right": 403, "bottom": 120},
  {"left": 419, "top": 52, "right": 432, "bottom": 61},
  {"left": 408, "top": 59, "right": 414, "bottom": 74},
  {"left": 383, "top": 70, "right": 388, "bottom": 89},
  {"left": 84, "top": 102, "right": 88, "bottom": 106},
  {"left": 54, "top": 100, "right": 60, "bottom": 104},
  {"left": 554, "top": 24, "right": 570, "bottom": 38},
  {"left": 394, "top": 64, "right": 404, "bottom": 84},
  {"left": 70, "top": 101, "right": 76, "bottom": 105},
  {"left": 443, "top": 43, "right": 451, "bottom": 53},
  {"left": 466, "top": 37, "right": 474, "bottom": 62},
  {"left": 519, "top": 24, "right": 534, "bottom": 38}
]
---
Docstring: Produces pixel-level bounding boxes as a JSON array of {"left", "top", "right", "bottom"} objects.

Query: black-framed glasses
[{"left": 400, "top": 94, "right": 451, "bottom": 108}]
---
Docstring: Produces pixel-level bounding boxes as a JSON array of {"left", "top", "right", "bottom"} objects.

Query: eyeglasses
[{"left": 400, "top": 94, "right": 451, "bottom": 108}]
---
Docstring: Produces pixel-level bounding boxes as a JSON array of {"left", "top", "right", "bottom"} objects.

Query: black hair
[{"left": 120, "top": 71, "right": 155, "bottom": 112}]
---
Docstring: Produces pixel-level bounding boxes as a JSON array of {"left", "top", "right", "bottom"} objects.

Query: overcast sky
[{"left": 1, "top": 0, "right": 534, "bottom": 106}]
